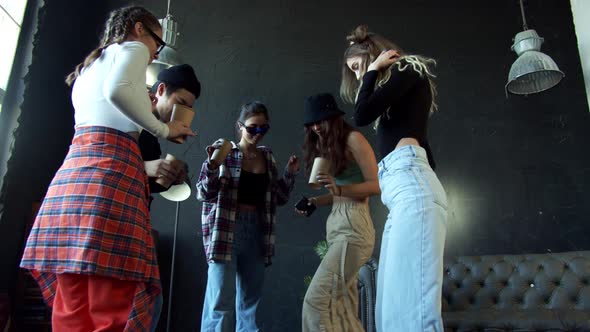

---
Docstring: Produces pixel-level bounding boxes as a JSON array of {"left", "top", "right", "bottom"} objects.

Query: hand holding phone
[{"left": 295, "top": 195, "right": 317, "bottom": 217}]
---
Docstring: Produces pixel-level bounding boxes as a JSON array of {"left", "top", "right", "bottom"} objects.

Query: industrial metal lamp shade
[
  {"left": 506, "top": 29, "right": 564, "bottom": 95},
  {"left": 146, "top": 46, "right": 182, "bottom": 87}
]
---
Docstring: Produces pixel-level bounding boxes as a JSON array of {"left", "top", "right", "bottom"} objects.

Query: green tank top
[{"left": 334, "top": 160, "right": 364, "bottom": 186}]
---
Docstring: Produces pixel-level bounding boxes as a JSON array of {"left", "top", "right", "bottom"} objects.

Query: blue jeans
[
  {"left": 376, "top": 145, "right": 447, "bottom": 332},
  {"left": 201, "top": 209, "right": 266, "bottom": 332}
]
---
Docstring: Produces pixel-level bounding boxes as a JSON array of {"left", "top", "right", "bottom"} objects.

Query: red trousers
[{"left": 52, "top": 274, "right": 137, "bottom": 332}]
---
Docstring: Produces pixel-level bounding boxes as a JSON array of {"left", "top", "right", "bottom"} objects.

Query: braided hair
[{"left": 65, "top": 6, "right": 160, "bottom": 86}]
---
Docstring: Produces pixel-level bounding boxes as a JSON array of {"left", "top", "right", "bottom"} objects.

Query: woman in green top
[{"left": 296, "top": 93, "right": 380, "bottom": 331}]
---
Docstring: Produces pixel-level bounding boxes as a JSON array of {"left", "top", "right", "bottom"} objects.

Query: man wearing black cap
[
  {"left": 139, "top": 64, "right": 200, "bottom": 331},
  {"left": 140, "top": 64, "right": 201, "bottom": 203}
]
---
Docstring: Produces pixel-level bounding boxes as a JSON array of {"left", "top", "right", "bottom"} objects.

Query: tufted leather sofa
[
  {"left": 443, "top": 251, "right": 590, "bottom": 331},
  {"left": 358, "top": 251, "right": 590, "bottom": 332},
  {"left": 358, "top": 257, "right": 378, "bottom": 332}
]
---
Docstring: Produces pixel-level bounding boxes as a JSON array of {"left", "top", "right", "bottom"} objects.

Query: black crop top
[
  {"left": 353, "top": 60, "right": 436, "bottom": 169},
  {"left": 238, "top": 169, "right": 269, "bottom": 206}
]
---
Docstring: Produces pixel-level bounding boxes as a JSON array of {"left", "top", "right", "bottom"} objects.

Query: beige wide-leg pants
[{"left": 302, "top": 197, "right": 375, "bottom": 332}]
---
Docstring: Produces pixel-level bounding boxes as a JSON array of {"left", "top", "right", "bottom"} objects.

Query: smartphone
[{"left": 295, "top": 196, "right": 317, "bottom": 217}]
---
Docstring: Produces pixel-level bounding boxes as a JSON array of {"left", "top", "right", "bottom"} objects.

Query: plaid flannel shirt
[{"left": 196, "top": 142, "right": 297, "bottom": 265}]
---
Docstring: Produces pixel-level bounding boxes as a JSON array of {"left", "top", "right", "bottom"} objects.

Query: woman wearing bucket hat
[
  {"left": 341, "top": 24, "right": 447, "bottom": 332},
  {"left": 296, "top": 93, "right": 380, "bottom": 331}
]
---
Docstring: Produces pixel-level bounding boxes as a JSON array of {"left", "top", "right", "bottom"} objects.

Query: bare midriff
[{"left": 395, "top": 137, "right": 420, "bottom": 150}]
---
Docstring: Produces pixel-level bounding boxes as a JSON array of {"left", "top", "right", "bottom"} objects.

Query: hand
[
  {"left": 295, "top": 206, "right": 309, "bottom": 216},
  {"left": 295, "top": 197, "right": 316, "bottom": 216},
  {"left": 145, "top": 159, "right": 181, "bottom": 184},
  {"left": 316, "top": 173, "right": 341, "bottom": 196},
  {"left": 167, "top": 120, "right": 196, "bottom": 141},
  {"left": 286, "top": 155, "right": 300, "bottom": 174},
  {"left": 367, "top": 50, "right": 400, "bottom": 72},
  {"left": 206, "top": 139, "right": 231, "bottom": 170},
  {"left": 206, "top": 139, "right": 228, "bottom": 158},
  {"left": 172, "top": 160, "right": 188, "bottom": 184}
]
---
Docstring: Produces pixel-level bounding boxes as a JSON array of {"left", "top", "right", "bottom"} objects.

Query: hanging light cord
[
  {"left": 167, "top": 0, "right": 171, "bottom": 16},
  {"left": 519, "top": 0, "right": 528, "bottom": 31}
]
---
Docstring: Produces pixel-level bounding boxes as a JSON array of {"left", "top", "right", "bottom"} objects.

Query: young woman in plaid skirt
[{"left": 20, "top": 6, "right": 193, "bottom": 331}]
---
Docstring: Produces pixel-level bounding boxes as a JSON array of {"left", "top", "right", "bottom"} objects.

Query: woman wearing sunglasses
[
  {"left": 296, "top": 93, "right": 379, "bottom": 331},
  {"left": 197, "top": 101, "right": 299, "bottom": 332},
  {"left": 19, "top": 6, "right": 194, "bottom": 331}
]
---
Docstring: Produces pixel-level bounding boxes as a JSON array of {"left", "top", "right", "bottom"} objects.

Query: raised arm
[
  {"left": 354, "top": 63, "right": 420, "bottom": 127},
  {"left": 196, "top": 160, "right": 222, "bottom": 202},
  {"left": 274, "top": 155, "right": 298, "bottom": 206}
]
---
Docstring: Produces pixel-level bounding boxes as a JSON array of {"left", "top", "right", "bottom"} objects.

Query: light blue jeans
[
  {"left": 201, "top": 209, "right": 266, "bottom": 332},
  {"left": 376, "top": 145, "right": 447, "bottom": 332}
]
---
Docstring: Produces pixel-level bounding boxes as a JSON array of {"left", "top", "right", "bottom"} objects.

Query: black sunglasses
[
  {"left": 240, "top": 123, "right": 270, "bottom": 136},
  {"left": 144, "top": 25, "right": 166, "bottom": 55}
]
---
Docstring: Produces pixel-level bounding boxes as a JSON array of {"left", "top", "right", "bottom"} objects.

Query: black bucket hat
[{"left": 303, "top": 93, "right": 345, "bottom": 125}]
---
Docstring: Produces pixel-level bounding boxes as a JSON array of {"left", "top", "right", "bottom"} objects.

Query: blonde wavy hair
[{"left": 340, "top": 25, "right": 438, "bottom": 129}]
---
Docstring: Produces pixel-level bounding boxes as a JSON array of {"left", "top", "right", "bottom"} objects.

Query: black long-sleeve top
[{"left": 353, "top": 60, "right": 436, "bottom": 168}]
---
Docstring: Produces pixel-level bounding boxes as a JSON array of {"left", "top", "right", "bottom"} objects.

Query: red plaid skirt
[{"left": 20, "top": 126, "right": 161, "bottom": 330}]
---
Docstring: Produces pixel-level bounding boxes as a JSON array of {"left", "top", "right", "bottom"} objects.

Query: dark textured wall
[
  {"left": 132, "top": 1, "right": 590, "bottom": 331},
  {"left": 1, "top": 0, "right": 589, "bottom": 331},
  {"left": 0, "top": 0, "right": 115, "bottom": 308}
]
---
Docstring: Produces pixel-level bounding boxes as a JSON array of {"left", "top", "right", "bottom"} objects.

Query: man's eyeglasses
[
  {"left": 240, "top": 123, "right": 270, "bottom": 136},
  {"left": 144, "top": 24, "right": 166, "bottom": 55}
]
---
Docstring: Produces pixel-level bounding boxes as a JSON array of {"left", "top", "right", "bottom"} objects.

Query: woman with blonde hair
[
  {"left": 341, "top": 25, "right": 447, "bottom": 332},
  {"left": 20, "top": 6, "right": 193, "bottom": 331}
]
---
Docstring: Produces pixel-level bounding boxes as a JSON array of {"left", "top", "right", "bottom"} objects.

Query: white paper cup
[
  {"left": 210, "top": 139, "right": 232, "bottom": 168},
  {"left": 308, "top": 157, "right": 331, "bottom": 189},
  {"left": 169, "top": 104, "right": 195, "bottom": 144}
]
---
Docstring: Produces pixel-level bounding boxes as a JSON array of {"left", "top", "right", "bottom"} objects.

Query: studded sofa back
[{"left": 442, "top": 251, "right": 590, "bottom": 331}]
